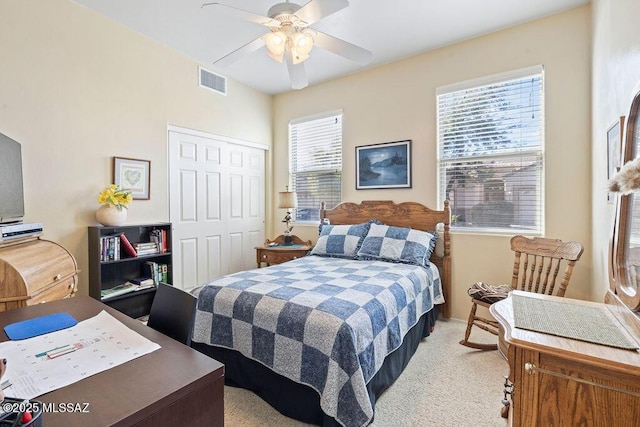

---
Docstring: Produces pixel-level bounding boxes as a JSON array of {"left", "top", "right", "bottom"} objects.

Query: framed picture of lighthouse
[{"left": 356, "top": 140, "right": 412, "bottom": 190}]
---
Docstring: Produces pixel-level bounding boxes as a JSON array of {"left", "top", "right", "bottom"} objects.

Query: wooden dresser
[
  {"left": 491, "top": 290, "right": 640, "bottom": 426},
  {"left": 0, "top": 237, "right": 78, "bottom": 310}
]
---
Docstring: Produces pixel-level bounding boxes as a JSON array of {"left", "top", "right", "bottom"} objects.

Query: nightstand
[{"left": 255, "top": 235, "right": 313, "bottom": 268}]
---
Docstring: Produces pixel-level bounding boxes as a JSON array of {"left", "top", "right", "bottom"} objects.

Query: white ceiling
[{"left": 71, "top": 0, "right": 589, "bottom": 95}]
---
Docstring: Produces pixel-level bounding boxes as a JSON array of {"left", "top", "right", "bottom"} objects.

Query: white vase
[{"left": 96, "top": 205, "right": 127, "bottom": 227}]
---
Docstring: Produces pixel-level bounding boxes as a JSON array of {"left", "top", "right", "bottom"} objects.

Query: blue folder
[{"left": 4, "top": 313, "right": 78, "bottom": 340}]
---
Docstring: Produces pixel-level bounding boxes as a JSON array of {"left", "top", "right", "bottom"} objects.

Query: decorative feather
[{"left": 609, "top": 157, "right": 640, "bottom": 193}]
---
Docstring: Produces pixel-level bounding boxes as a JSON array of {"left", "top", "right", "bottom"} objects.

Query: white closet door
[{"left": 168, "top": 128, "right": 265, "bottom": 290}]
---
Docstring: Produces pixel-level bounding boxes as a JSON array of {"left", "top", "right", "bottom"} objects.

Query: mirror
[{"left": 613, "top": 90, "right": 640, "bottom": 311}]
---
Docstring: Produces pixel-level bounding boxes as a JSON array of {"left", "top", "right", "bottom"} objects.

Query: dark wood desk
[{"left": 0, "top": 296, "right": 224, "bottom": 427}]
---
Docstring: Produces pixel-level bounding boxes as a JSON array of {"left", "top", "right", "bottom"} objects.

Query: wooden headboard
[{"left": 320, "top": 200, "right": 451, "bottom": 318}]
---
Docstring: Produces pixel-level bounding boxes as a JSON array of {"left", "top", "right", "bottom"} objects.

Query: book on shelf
[
  {"left": 119, "top": 234, "right": 137, "bottom": 257},
  {"left": 130, "top": 276, "right": 154, "bottom": 286},
  {"left": 101, "top": 280, "right": 156, "bottom": 300},
  {"left": 135, "top": 242, "right": 158, "bottom": 249},
  {"left": 100, "top": 233, "right": 165, "bottom": 260},
  {"left": 101, "top": 282, "right": 137, "bottom": 300},
  {"left": 99, "top": 233, "right": 122, "bottom": 261},
  {"left": 160, "top": 264, "right": 168, "bottom": 283},
  {"left": 134, "top": 242, "right": 160, "bottom": 256},
  {"left": 142, "top": 261, "right": 169, "bottom": 285},
  {"left": 132, "top": 282, "right": 155, "bottom": 291},
  {"left": 150, "top": 228, "right": 168, "bottom": 253}
]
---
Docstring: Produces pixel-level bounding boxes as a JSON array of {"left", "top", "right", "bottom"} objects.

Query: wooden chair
[
  {"left": 459, "top": 235, "right": 584, "bottom": 350},
  {"left": 147, "top": 283, "right": 197, "bottom": 346}
]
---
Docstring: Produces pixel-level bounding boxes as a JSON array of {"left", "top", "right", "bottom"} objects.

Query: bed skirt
[{"left": 191, "top": 305, "right": 440, "bottom": 426}]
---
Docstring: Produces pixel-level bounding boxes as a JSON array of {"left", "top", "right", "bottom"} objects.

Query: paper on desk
[{"left": 0, "top": 310, "right": 160, "bottom": 399}]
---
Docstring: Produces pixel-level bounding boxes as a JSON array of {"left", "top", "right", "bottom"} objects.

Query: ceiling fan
[{"left": 202, "top": 0, "right": 373, "bottom": 90}]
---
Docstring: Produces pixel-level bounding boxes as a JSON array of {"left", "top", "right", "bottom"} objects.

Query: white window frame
[
  {"left": 289, "top": 110, "right": 343, "bottom": 223},
  {"left": 436, "top": 65, "right": 545, "bottom": 235}
]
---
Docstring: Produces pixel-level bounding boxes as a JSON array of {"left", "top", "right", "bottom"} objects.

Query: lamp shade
[
  {"left": 278, "top": 189, "right": 297, "bottom": 209},
  {"left": 265, "top": 31, "right": 286, "bottom": 54},
  {"left": 265, "top": 31, "right": 286, "bottom": 63},
  {"left": 291, "top": 31, "right": 314, "bottom": 55}
]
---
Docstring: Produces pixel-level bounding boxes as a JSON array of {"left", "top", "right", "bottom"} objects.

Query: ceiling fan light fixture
[
  {"left": 291, "top": 31, "right": 314, "bottom": 56},
  {"left": 291, "top": 50, "right": 310, "bottom": 65},
  {"left": 265, "top": 30, "right": 286, "bottom": 55},
  {"left": 268, "top": 49, "right": 285, "bottom": 63},
  {"left": 288, "top": 30, "right": 314, "bottom": 64},
  {"left": 207, "top": 0, "right": 372, "bottom": 89},
  {"left": 265, "top": 28, "right": 314, "bottom": 65}
]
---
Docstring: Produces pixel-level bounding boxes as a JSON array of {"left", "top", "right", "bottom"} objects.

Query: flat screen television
[{"left": 0, "top": 132, "right": 25, "bottom": 224}]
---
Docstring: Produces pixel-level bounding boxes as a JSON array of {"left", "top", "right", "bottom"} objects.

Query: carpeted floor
[{"left": 223, "top": 319, "right": 510, "bottom": 427}]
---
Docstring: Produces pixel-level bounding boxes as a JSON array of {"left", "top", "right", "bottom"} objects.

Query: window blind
[
  {"left": 289, "top": 111, "right": 342, "bottom": 222},
  {"left": 437, "top": 66, "right": 544, "bottom": 234}
]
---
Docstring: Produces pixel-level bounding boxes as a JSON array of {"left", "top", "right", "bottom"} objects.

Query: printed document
[{"left": 0, "top": 310, "right": 160, "bottom": 399}]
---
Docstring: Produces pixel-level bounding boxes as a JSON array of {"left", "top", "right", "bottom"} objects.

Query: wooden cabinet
[
  {"left": 88, "top": 223, "right": 172, "bottom": 319},
  {"left": 491, "top": 291, "right": 640, "bottom": 426},
  {"left": 255, "top": 235, "right": 312, "bottom": 268},
  {"left": 0, "top": 237, "right": 78, "bottom": 311}
]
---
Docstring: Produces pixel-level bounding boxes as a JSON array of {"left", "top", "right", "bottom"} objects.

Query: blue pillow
[
  {"left": 311, "top": 222, "right": 371, "bottom": 259},
  {"left": 357, "top": 223, "right": 438, "bottom": 267}
]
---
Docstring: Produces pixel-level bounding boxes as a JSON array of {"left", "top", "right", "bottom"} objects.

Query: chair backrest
[
  {"left": 147, "top": 283, "right": 197, "bottom": 346},
  {"left": 510, "top": 235, "right": 584, "bottom": 297}
]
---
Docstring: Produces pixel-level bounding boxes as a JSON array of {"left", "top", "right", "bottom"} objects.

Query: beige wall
[
  {"left": 273, "top": 6, "right": 592, "bottom": 320},
  {"left": 0, "top": 0, "right": 597, "bottom": 322},
  {"left": 592, "top": 0, "right": 640, "bottom": 300},
  {"left": 0, "top": 0, "right": 272, "bottom": 295}
]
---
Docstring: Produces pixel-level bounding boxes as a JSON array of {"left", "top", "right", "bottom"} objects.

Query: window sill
[{"left": 449, "top": 227, "right": 542, "bottom": 237}]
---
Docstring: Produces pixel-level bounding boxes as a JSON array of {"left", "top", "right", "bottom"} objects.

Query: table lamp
[{"left": 278, "top": 186, "right": 297, "bottom": 245}]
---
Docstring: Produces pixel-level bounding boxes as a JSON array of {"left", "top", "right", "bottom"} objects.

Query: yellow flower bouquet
[{"left": 98, "top": 184, "right": 132, "bottom": 211}]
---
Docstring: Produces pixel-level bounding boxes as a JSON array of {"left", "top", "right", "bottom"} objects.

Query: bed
[{"left": 191, "top": 200, "right": 451, "bottom": 427}]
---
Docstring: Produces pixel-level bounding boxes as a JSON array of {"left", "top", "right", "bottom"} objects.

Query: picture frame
[
  {"left": 113, "top": 157, "right": 150, "bottom": 200},
  {"left": 607, "top": 116, "right": 625, "bottom": 203},
  {"left": 356, "top": 140, "right": 412, "bottom": 190}
]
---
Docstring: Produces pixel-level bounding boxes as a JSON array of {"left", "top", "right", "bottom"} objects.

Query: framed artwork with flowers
[{"left": 113, "top": 157, "right": 150, "bottom": 200}]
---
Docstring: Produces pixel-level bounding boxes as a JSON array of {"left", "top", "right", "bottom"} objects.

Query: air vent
[{"left": 199, "top": 67, "right": 227, "bottom": 95}]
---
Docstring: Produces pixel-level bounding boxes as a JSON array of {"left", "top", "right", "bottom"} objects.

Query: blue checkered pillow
[
  {"left": 357, "top": 223, "right": 438, "bottom": 267},
  {"left": 310, "top": 222, "right": 371, "bottom": 259}
]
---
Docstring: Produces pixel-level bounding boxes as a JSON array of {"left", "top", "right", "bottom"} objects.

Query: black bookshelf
[{"left": 88, "top": 223, "right": 172, "bottom": 318}]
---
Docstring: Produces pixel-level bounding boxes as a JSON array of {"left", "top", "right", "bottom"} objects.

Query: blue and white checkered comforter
[{"left": 192, "top": 255, "right": 443, "bottom": 427}]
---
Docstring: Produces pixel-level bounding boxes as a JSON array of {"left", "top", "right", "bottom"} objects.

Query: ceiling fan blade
[
  {"left": 295, "top": 0, "right": 349, "bottom": 26},
  {"left": 313, "top": 31, "right": 373, "bottom": 65},
  {"left": 285, "top": 52, "right": 308, "bottom": 90},
  {"left": 214, "top": 36, "right": 265, "bottom": 67},
  {"left": 201, "top": 3, "right": 280, "bottom": 27}
]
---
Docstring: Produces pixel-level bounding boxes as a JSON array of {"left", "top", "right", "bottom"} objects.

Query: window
[
  {"left": 289, "top": 111, "right": 342, "bottom": 222},
  {"left": 437, "top": 66, "right": 544, "bottom": 234}
]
